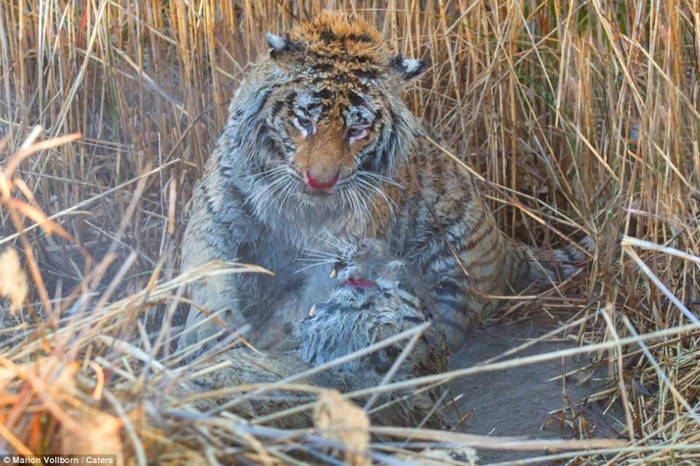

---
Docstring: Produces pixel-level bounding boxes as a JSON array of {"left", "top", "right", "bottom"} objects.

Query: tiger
[
  {"left": 178, "top": 238, "right": 448, "bottom": 429},
  {"left": 178, "top": 11, "right": 591, "bottom": 358}
]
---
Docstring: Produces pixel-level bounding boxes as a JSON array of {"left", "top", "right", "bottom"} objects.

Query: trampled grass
[{"left": 0, "top": 0, "right": 698, "bottom": 464}]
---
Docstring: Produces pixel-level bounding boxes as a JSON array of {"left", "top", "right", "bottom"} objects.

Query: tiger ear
[
  {"left": 266, "top": 33, "right": 302, "bottom": 59},
  {"left": 391, "top": 55, "right": 427, "bottom": 80}
]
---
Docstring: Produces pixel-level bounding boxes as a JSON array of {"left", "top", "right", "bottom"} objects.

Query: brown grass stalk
[{"left": 0, "top": 0, "right": 698, "bottom": 463}]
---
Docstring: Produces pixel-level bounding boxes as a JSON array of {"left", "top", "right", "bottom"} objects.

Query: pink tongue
[{"left": 344, "top": 278, "right": 378, "bottom": 289}]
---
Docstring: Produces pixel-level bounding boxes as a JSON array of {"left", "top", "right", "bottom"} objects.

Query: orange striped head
[{"left": 246, "top": 12, "right": 425, "bottom": 213}]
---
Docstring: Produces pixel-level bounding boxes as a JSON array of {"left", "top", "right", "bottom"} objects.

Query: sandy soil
[{"left": 446, "top": 319, "right": 624, "bottom": 464}]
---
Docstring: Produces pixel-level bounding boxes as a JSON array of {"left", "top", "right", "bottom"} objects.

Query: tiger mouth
[
  {"left": 302, "top": 187, "right": 336, "bottom": 197},
  {"left": 344, "top": 278, "right": 378, "bottom": 289},
  {"left": 306, "top": 172, "right": 340, "bottom": 190}
]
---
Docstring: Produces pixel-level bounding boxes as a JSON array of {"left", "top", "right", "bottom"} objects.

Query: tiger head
[{"left": 231, "top": 12, "right": 426, "bottom": 216}]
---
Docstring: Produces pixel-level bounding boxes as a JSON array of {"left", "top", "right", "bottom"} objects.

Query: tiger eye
[{"left": 297, "top": 115, "right": 312, "bottom": 127}]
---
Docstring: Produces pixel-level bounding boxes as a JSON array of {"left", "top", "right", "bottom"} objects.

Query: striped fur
[
  {"left": 299, "top": 238, "right": 449, "bottom": 427},
  {"left": 180, "top": 238, "right": 448, "bottom": 429},
  {"left": 179, "top": 12, "right": 590, "bottom": 356}
]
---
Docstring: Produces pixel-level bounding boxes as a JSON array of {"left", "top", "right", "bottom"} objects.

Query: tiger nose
[{"left": 305, "top": 171, "right": 340, "bottom": 190}]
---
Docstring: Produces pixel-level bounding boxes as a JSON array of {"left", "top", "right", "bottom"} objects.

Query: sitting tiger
[
  {"left": 178, "top": 238, "right": 448, "bottom": 429},
  {"left": 178, "top": 12, "right": 591, "bottom": 357}
]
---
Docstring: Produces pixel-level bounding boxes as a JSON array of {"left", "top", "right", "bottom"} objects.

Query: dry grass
[{"left": 0, "top": 0, "right": 698, "bottom": 464}]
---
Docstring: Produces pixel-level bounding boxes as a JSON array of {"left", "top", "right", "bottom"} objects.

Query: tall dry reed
[{"left": 0, "top": 1, "right": 698, "bottom": 463}]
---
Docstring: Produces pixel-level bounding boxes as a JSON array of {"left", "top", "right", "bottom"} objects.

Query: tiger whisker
[
  {"left": 300, "top": 248, "right": 341, "bottom": 261},
  {"left": 257, "top": 175, "right": 295, "bottom": 217},
  {"left": 315, "top": 229, "right": 351, "bottom": 252},
  {"left": 294, "top": 259, "right": 338, "bottom": 274},
  {"left": 352, "top": 182, "right": 376, "bottom": 232},
  {"left": 356, "top": 173, "right": 398, "bottom": 206},
  {"left": 245, "top": 169, "right": 289, "bottom": 201},
  {"left": 353, "top": 176, "right": 396, "bottom": 222},
  {"left": 355, "top": 170, "right": 404, "bottom": 189}
]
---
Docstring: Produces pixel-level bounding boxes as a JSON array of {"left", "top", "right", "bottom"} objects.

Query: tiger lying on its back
[
  {"left": 179, "top": 12, "right": 590, "bottom": 356},
  {"left": 180, "top": 238, "right": 448, "bottom": 429}
]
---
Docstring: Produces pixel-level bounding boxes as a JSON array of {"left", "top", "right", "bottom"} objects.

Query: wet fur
[
  {"left": 179, "top": 12, "right": 591, "bottom": 357},
  {"left": 180, "top": 240, "right": 448, "bottom": 429}
]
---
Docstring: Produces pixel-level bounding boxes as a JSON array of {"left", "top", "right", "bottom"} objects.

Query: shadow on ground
[{"left": 447, "top": 319, "right": 624, "bottom": 464}]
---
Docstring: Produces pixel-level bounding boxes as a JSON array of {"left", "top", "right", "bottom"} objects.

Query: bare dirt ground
[{"left": 447, "top": 319, "right": 624, "bottom": 464}]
